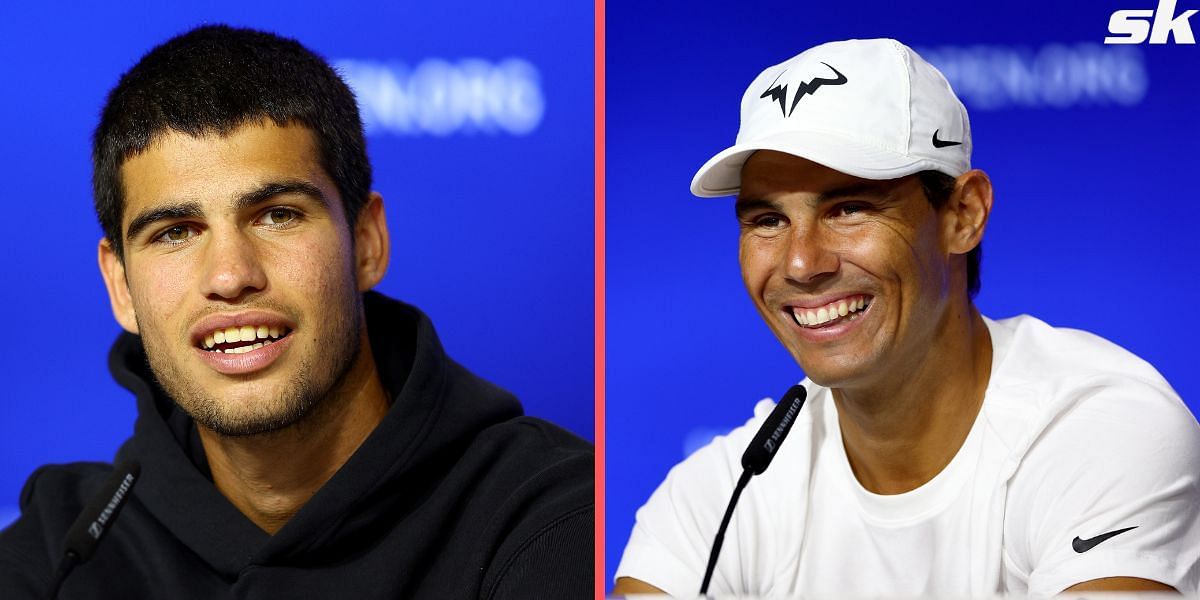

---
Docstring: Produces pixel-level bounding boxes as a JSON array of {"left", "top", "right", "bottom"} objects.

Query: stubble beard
[{"left": 140, "top": 295, "right": 363, "bottom": 438}]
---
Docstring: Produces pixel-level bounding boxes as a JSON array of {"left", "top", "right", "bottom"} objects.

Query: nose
[
  {"left": 782, "top": 222, "right": 840, "bottom": 285},
  {"left": 199, "top": 229, "right": 267, "bottom": 301}
]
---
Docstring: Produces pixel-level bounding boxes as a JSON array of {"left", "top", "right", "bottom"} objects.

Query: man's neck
[
  {"left": 197, "top": 334, "right": 391, "bottom": 535},
  {"left": 832, "top": 302, "right": 993, "bottom": 495}
]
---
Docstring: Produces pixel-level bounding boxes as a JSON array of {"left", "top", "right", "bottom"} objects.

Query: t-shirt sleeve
[
  {"left": 1003, "top": 381, "right": 1200, "bottom": 595},
  {"left": 615, "top": 404, "right": 768, "bottom": 597}
]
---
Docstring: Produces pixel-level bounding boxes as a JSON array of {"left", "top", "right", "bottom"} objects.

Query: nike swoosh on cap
[
  {"left": 1072, "top": 526, "right": 1138, "bottom": 553},
  {"left": 932, "top": 129, "right": 961, "bottom": 148}
]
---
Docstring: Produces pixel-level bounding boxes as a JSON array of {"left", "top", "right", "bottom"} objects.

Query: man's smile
[
  {"left": 189, "top": 310, "right": 297, "bottom": 375},
  {"left": 780, "top": 293, "right": 875, "bottom": 344},
  {"left": 193, "top": 332, "right": 295, "bottom": 376}
]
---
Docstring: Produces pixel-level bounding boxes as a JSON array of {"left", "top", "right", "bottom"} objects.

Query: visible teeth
[
  {"left": 203, "top": 323, "right": 286, "bottom": 350},
  {"left": 795, "top": 296, "right": 873, "bottom": 328},
  {"left": 252, "top": 343, "right": 263, "bottom": 351}
]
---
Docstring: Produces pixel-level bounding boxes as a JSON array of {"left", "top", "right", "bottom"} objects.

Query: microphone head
[
  {"left": 741, "top": 385, "right": 807, "bottom": 475},
  {"left": 62, "top": 461, "right": 141, "bottom": 562}
]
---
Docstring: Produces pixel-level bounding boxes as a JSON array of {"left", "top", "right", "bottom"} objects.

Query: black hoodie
[{"left": 0, "top": 293, "right": 594, "bottom": 599}]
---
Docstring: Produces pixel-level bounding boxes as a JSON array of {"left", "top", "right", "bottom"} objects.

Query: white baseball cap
[{"left": 691, "top": 38, "right": 972, "bottom": 197}]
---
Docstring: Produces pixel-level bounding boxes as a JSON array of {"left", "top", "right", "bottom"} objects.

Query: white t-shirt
[{"left": 616, "top": 315, "right": 1200, "bottom": 596}]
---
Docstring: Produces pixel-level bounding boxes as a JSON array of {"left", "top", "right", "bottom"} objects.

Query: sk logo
[
  {"left": 1106, "top": 0, "right": 1197, "bottom": 44},
  {"left": 760, "top": 62, "right": 848, "bottom": 117}
]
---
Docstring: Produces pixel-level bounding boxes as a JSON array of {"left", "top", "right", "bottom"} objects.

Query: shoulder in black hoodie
[{"left": 0, "top": 293, "right": 594, "bottom": 599}]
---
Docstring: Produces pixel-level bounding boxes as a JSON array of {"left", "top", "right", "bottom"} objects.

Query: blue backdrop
[
  {"left": 0, "top": 1, "right": 593, "bottom": 530},
  {"left": 606, "top": 0, "right": 1200, "bottom": 588}
]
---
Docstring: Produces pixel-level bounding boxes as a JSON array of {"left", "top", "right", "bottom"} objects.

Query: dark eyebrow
[
  {"left": 125, "top": 202, "right": 203, "bottom": 242},
  {"left": 734, "top": 197, "right": 780, "bottom": 219},
  {"left": 735, "top": 181, "right": 895, "bottom": 219},
  {"left": 815, "top": 182, "right": 893, "bottom": 204},
  {"left": 124, "top": 180, "right": 329, "bottom": 243},
  {"left": 234, "top": 180, "right": 329, "bottom": 212}
]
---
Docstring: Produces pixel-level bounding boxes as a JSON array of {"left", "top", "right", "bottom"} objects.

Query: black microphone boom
[
  {"left": 699, "top": 385, "right": 807, "bottom": 596},
  {"left": 47, "top": 460, "right": 141, "bottom": 599}
]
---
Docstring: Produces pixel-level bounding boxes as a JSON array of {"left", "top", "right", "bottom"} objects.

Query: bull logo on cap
[{"left": 759, "top": 62, "right": 848, "bottom": 118}]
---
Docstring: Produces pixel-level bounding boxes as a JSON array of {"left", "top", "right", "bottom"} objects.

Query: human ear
[
  {"left": 97, "top": 238, "right": 140, "bottom": 334},
  {"left": 942, "top": 169, "right": 993, "bottom": 255},
  {"left": 354, "top": 192, "right": 391, "bottom": 291}
]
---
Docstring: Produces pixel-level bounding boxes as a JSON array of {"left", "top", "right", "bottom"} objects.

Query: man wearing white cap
[{"left": 614, "top": 38, "right": 1200, "bottom": 596}]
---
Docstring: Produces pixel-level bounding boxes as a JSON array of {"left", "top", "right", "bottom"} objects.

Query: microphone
[
  {"left": 699, "top": 385, "right": 806, "bottom": 596},
  {"left": 47, "top": 461, "right": 141, "bottom": 600}
]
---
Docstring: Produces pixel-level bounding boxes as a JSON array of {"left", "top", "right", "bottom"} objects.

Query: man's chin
[
  {"left": 791, "top": 352, "right": 877, "bottom": 390},
  {"left": 172, "top": 380, "right": 321, "bottom": 438},
  {"left": 186, "top": 398, "right": 317, "bottom": 438}
]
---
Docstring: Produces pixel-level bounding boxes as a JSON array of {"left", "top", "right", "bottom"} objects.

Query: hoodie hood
[{"left": 108, "top": 292, "right": 524, "bottom": 577}]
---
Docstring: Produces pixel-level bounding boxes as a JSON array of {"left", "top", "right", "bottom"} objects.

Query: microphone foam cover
[
  {"left": 741, "top": 386, "right": 807, "bottom": 475},
  {"left": 62, "top": 460, "right": 141, "bottom": 562}
]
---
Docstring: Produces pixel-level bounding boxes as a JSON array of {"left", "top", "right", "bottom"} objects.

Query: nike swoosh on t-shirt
[{"left": 1072, "top": 526, "right": 1138, "bottom": 553}]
